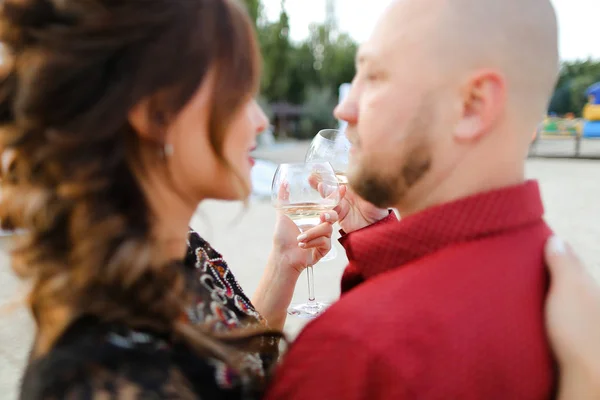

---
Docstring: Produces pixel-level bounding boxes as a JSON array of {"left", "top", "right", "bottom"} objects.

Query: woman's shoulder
[
  {"left": 20, "top": 317, "right": 241, "bottom": 400},
  {"left": 184, "top": 229, "right": 264, "bottom": 328},
  {"left": 187, "top": 229, "right": 222, "bottom": 261}
]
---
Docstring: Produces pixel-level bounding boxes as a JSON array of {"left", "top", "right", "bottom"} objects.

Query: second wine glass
[
  {"left": 305, "top": 129, "right": 351, "bottom": 183},
  {"left": 304, "top": 129, "right": 351, "bottom": 261},
  {"left": 271, "top": 162, "right": 341, "bottom": 318}
]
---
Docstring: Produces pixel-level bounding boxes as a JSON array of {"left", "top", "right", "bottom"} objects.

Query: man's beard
[{"left": 349, "top": 108, "right": 433, "bottom": 209}]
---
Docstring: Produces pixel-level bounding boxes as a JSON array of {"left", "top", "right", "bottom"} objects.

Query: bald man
[{"left": 266, "top": 0, "right": 562, "bottom": 399}]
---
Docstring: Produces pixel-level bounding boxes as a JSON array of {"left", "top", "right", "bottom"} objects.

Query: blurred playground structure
[
  {"left": 583, "top": 82, "right": 600, "bottom": 139},
  {"left": 530, "top": 82, "right": 600, "bottom": 158}
]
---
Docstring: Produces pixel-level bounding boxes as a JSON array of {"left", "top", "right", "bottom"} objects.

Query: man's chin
[
  {"left": 346, "top": 166, "right": 360, "bottom": 191},
  {"left": 347, "top": 169, "right": 396, "bottom": 209}
]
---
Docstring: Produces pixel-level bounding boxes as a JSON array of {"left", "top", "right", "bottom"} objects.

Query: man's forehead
[{"left": 386, "top": 0, "right": 448, "bottom": 17}]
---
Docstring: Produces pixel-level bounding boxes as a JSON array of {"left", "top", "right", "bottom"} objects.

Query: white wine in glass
[
  {"left": 271, "top": 162, "right": 341, "bottom": 318},
  {"left": 279, "top": 203, "right": 337, "bottom": 230},
  {"left": 334, "top": 172, "right": 348, "bottom": 184}
]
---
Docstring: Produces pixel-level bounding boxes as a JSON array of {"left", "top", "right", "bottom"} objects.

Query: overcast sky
[{"left": 262, "top": 0, "right": 600, "bottom": 61}]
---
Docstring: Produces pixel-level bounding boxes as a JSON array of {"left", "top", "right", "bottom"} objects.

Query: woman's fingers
[
  {"left": 308, "top": 173, "right": 321, "bottom": 190},
  {"left": 277, "top": 181, "right": 290, "bottom": 201},
  {"left": 320, "top": 210, "right": 339, "bottom": 224},
  {"left": 545, "top": 235, "right": 586, "bottom": 279},
  {"left": 299, "top": 237, "right": 330, "bottom": 251},
  {"left": 544, "top": 235, "right": 600, "bottom": 382},
  {"left": 297, "top": 223, "right": 332, "bottom": 245},
  {"left": 296, "top": 212, "right": 338, "bottom": 245}
]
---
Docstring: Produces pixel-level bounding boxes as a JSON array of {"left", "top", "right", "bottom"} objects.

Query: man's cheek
[{"left": 358, "top": 120, "right": 385, "bottom": 151}]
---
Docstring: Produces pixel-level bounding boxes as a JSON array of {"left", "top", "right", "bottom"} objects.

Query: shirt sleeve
[
  {"left": 337, "top": 211, "right": 399, "bottom": 293},
  {"left": 264, "top": 327, "right": 408, "bottom": 400},
  {"left": 338, "top": 210, "right": 398, "bottom": 241}
]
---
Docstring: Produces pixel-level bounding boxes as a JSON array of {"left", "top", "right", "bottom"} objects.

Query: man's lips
[{"left": 344, "top": 129, "right": 357, "bottom": 146}]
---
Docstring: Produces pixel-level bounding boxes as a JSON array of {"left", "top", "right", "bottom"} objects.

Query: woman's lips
[{"left": 249, "top": 145, "right": 257, "bottom": 166}]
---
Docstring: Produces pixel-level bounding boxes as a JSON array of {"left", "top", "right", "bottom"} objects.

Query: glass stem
[
  {"left": 298, "top": 225, "right": 318, "bottom": 308},
  {"left": 306, "top": 265, "right": 316, "bottom": 304}
]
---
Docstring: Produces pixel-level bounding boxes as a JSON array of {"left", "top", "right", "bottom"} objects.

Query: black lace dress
[{"left": 19, "top": 230, "right": 274, "bottom": 399}]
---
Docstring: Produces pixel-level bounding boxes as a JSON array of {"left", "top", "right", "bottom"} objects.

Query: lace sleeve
[
  {"left": 20, "top": 317, "right": 255, "bottom": 400},
  {"left": 21, "top": 354, "right": 200, "bottom": 400},
  {"left": 185, "top": 229, "right": 264, "bottom": 327},
  {"left": 24, "top": 365, "right": 197, "bottom": 400},
  {"left": 183, "top": 230, "right": 279, "bottom": 377}
]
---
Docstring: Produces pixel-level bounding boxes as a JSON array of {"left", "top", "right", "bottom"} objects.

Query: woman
[{"left": 0, "top": 0, "right": 335, "bottom": 398}]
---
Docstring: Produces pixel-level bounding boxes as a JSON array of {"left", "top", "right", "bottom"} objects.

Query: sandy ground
[{"left": 0, "top": 139, "right": 599, "bottom": 399}]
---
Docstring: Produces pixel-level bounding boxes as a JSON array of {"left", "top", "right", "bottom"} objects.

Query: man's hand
[{"left": 334, "top": 185, "right": 390, "bottom": 234}]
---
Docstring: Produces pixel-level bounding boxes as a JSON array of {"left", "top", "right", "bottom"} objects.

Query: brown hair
[{"left": 0, "top": 0, "right": 279, "bottom": 382}]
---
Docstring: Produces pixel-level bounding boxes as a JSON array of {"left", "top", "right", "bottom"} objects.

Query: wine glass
[
  {"left": 271, "top": 162, "right": 341, "bottom": 318},
  {"left": 305, "top": 129, "right": 351, "bottom": 183},
  {"left": 304, "top": 129, "right": 351, "bottom": 261}
]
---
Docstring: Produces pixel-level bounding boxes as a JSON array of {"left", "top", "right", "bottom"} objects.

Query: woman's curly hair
[{"left": 0, "top": 0, "right": 280, "bottom": 377}]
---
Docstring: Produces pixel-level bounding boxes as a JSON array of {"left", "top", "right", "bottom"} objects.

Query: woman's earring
[{"left": 163, "top": 143, "right": 174, "bottom": 158}]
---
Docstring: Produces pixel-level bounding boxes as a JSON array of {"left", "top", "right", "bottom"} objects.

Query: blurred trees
[
  {"left": 241, "top": 0, "right": 357, "bottom": 137},
  {"left": 549, "top": 60, "right": 600, "bottom": 116},
  {"left": 243, "top": 0, "right": 262, "bottom": 25},
  {"left": 242, "top": 1, "right": 600, "bottom": 133}
]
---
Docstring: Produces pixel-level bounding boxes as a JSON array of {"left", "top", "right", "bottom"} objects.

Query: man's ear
[{"left": 454, "top": 70, "right": 506, "bottom": 142}]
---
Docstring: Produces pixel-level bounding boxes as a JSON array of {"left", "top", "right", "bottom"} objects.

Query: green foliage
[
  {"left": 318, "top": 33, "right": 358, "bottom": 94},
  {"left": 258, "top": 5, "right": 292, "bottom": 102},
  {"left": 548, "top": 86, "right": 572, "bottom": 115},
  {"left": 241, "top": 0, "right": 262, "bottom": 26},
  {"left": 550, "top": 59, "right": 600, "bottom": 116},
  {"left": 249, "top": 1, "right": 357, "bottom": 106},
  {"left": 298, "top": 86, "right": 338, "bottom": 139},
  {"left": 286, "top": 42, "right": 319, "bottom": 104},
  {"left": 244, "top": 1, "right": 600, "bottom": 130},
  {"left": 241, "top": 0, "right": 358, "bottom": 138},
  {"left": 242, "top": 1, "right": 357, "bottom": 136}
]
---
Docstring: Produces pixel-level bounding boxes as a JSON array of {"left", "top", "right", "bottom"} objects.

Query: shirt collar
[{"left": 342, "top": 180, "right": 545, "bottom": 281}]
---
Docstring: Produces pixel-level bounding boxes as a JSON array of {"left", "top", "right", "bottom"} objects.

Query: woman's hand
[
  {"left": 252, "top": 210, "right": 338, "bottom": 330},
  {"left": 545, "top": 236, "right": 600, "bottom": 400},
  {"left": 272, "top": 210, "right": 339, "bottom": 274}
]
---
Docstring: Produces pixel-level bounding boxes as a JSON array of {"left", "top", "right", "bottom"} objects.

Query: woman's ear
[
  {"left": 128, "top": 99, "right": 152, "bottom": 140},
  {"left": 128, "top": 98, "right": 168, "bottom": 142}
]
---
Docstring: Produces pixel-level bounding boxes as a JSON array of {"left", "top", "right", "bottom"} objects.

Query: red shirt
[{"left": 266, "top": 181, "right": 556, "bottom": 400}]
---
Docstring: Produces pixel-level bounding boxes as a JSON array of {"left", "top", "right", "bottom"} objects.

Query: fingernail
[
  {"left": 298, "top": 242, "right": 306, "bottom": 248},
  {"left": 548, "top": 236, "right": 567, "bottom": 255},
  {"left": 323, "top": 213, "right": 331, "bottom": 222},
  {"left": 297, "top": 234, "right": 307, "bottom": 242}
]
